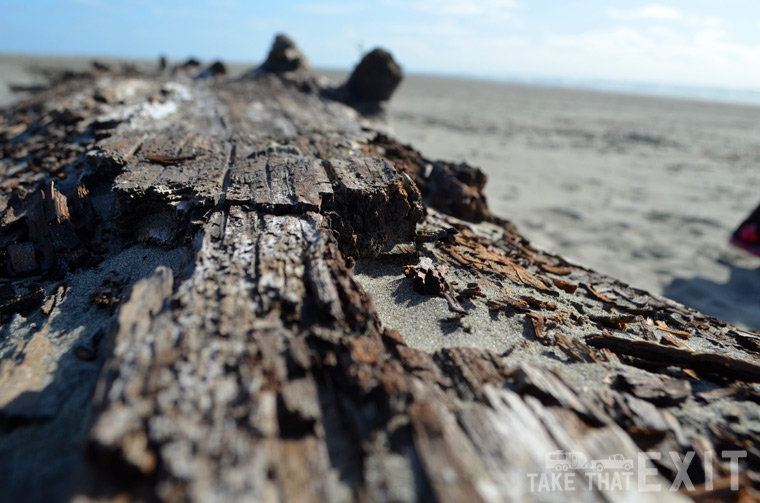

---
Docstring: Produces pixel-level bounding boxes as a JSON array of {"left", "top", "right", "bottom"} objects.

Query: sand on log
[{"left": 0, "top": 36, "right": 758, "bottom": 503}]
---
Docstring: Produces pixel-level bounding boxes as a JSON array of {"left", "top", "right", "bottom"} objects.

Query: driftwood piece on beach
[{"left": 1, "top": 36, "right": 759, "bottom": 503}]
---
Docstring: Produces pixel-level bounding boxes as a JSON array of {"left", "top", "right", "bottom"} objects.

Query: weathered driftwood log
[{"left": 1, "top": 36, "right": 759, "bottom": 503}]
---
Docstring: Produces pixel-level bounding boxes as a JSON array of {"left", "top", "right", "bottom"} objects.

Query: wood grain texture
[{"left": 0, "top": 44, "right": 758, "bottom": 503}]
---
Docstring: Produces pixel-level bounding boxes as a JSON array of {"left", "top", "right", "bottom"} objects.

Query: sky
[{"left": 2, "top": 0, "right": 760, "bottom": 90}]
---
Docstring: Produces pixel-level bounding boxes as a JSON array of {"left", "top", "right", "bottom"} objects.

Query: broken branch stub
[
  {"left": 346, "top": 48, "right": 403, "bottom": 102},
  {"left": 257, "top": 33, "right": 311, "bottom": 74}
]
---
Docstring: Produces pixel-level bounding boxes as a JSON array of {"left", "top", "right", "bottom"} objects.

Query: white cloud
[
  {"left": 692, "top": 17, "right": 723, "bottom": 28},
  {"left": 541, "top": 25, "right": 760, "bottom": 88},
  {"left": 607, "top": 4, "right": 684, "bottom": 21},
  {"left": 297, "top": 3, "right": 366, "bottom": 15},
  {"left": 387, "top": 21, "right": 471, "bottom": 38},
  {"left": 607, "top": 4, "right": 725, "bottom": 29},
  {"left": 383, "top": 0, "right": 518, "bottom": 18}
]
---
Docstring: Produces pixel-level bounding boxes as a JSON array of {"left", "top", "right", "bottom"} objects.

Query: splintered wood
[{"left": 0, "top": 52, "right": 759, "bottom": 503}]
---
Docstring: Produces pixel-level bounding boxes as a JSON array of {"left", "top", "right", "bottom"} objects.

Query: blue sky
[{"left": 2, "top": 1, "right": 760, "bottom": 89}]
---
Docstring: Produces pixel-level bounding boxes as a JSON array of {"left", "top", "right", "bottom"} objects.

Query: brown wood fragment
[
  {"left": 528, "top": 312, "right": 548, "bottom": 342},
  {"left": 366, "top": 134, "right": 490, "bottom": 222},
  {"left": 486, "top": 295, "right": 530, "bottom": 313},
  {"left": 415, "top": 226, "right": 457, "bottom": 244},
  {"left": 554, "top": 332, "right": 596, "bottom": 363},
  {"left": 596, "top": 347, "right": 622, "bottom": 364},
  {"left": 659, "top": 332, "right": 692, "bottom": 350},
  {"left": 541, "top": 264, "right": 573, "bottom": 276},
  {"left": 7, "top": 181, "right": 90, "bottom": 276},
  {"left": 638, "top": 318, "right": 658, "bottom": 341},
  {"left": 520, "top": 295, "right": 557, "bottom": 311},
  {"left": 681, "top": 368, "right": 699, "bottom": 379},
  {"left": 552, "top": 277, "right": 578, "bottom": 293},
  {"left": 614, "top": 372, "right": 692, "bottom": 406},
  {"left": 655, "top": 320, "right": 691, "bottom": 339},
  {"left": 587, "top": 334, "right": 760, "bottom": 382},
  {"left": 440, "top": 228, "right": 554, "bottom": 293},
  {"left": 505, "top": 262, "right": 554, "bottom": 292},
  {"left": 2, "top": 43, "right": 759, "bottom": 502},
  {"left": 583, "top": 283, "right": 614, "bottom": 303},
  {"left": 404, "top": 256, "right": 466, "bottom": 314},
  {"left": 456, "top": 282, "right": 484, "bottom": 300},
  {"left": 587, "top": 312, "right": 636, "bottom": 330}
]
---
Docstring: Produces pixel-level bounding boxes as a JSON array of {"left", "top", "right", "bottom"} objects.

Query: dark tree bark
[{"left": 0, "top": 40, "right": 759, "bottom": 503}]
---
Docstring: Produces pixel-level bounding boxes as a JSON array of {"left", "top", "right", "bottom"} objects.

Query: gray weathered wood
[{"left": 0, "top": 37, "right": 758, "bottom": 503}]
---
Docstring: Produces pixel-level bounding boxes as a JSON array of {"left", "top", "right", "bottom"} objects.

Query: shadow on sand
[{"left": 664, "top": 265, "right": 760, "bottom": 332}]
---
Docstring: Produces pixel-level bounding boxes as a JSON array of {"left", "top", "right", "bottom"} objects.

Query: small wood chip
[
  {"left": 587, "top": 313, "right": 636, "bottom": 330},
  {"left": 655, "top": 320, "right": 691, "bottom": 339},
  {"left": 486, "top": 296, "right": 530, "bottom": 313},
  {"left": 552, "top": 278, "right": 578, "bottom": 294},
  {"left": 583, "top": 283, "right": 614, "bottom": 303},
  {"left": 520, "top": 295, "right": 557, "bottom": 311},
  {"left": 541, "top": 265, "right": 573, "bottom": 276},
  {"left": 659, "top": 333, "right": 691, "bottom": 350},
  {"left": 456, "top": 282, "right": 484, "bottom": 300}
]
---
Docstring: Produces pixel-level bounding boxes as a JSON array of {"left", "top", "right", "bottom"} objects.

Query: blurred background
[
  {"left": 2, "top": 0, "right": 760, "bottom": 96},
  {"left": 2, "top": 0, "right": 760, "bottom": 329}
]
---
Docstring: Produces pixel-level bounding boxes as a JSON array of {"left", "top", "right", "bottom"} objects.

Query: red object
[{"left": 731, "top": 206, "right": 760, "bottom": 257}]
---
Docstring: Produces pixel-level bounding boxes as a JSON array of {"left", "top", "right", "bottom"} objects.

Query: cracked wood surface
[{"left": 0, "top": 51, "right": 758, "bottom": 503}]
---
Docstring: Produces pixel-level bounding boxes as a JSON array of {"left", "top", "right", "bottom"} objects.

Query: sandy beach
[
  {"left": 387, "top": 75, "right": 760, "bottom": 330},
  {"left": 2, "top": 54, "right": 759, "bottom": 330}
]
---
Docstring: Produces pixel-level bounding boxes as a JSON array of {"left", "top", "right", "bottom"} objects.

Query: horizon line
[{"left": 2, "top": 50, "right": 760, "bottom": 108}]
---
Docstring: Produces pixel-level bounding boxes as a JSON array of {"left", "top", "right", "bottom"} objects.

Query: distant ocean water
[
  {"left": 498, "top": 75, "right": 760, "bottom": 107},
  {"left": 2, "top": 52, "right": 759, "bottom": 109}
]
